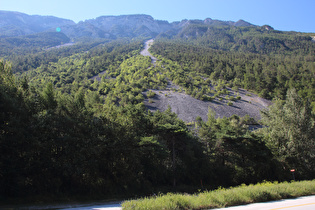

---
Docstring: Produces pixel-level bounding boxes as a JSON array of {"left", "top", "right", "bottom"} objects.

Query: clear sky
[{"left": 1, "top": 0, "right": 314, "bottom": 33}]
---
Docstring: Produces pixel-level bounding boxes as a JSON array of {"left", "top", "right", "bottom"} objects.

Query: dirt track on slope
[{"left": 140, "top": 39, "right": 157, "bottom": 65}]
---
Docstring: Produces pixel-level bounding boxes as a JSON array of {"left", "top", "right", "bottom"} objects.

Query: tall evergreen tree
[{"left": 260, "top": 88, "right": 315, "bottom": 178}]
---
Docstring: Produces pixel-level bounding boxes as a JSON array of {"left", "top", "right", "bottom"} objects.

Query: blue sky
[{"left": 1, "top": 0, "right": 314, "bottom": 33}]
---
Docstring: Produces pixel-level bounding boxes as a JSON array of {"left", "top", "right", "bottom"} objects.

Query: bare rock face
[
  {"left": 58, "top": 22, "right": 112, "bottom": 39},
  {"left": 261, "top": 25, "right": 274, "bottom": 31},
  {"left": 88, "top": 15, "right": 160, "bottom": 32},
  {"left": 203, "top": 18, "right": 254, "bottom": 27}
]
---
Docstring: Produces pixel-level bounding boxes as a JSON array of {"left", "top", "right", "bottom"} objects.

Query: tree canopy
[{"left": 0, "top": 26, "right": 314, "bottom": 201}]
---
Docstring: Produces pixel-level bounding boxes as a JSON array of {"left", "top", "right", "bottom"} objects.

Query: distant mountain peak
[
  {"left": 0, "top": 11, "right": 269, "bottom": 40},
  {"left": 0, "top": 10, "right": 75, "bottom": 37},
  {"left": 234, "top": 19, "right": 254, "bottom": 27}
]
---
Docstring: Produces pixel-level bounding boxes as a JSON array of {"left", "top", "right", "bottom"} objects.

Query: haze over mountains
[{"left": 0, "top": 10, "right": 259, "bottom": 40}]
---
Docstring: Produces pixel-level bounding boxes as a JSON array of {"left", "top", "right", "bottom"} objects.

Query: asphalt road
[
  {"left": 58, "top": 202, "right": 121, "bottom": 210},
  {"left": 212, "top": 195, "right": 315, "bottom": 210}
]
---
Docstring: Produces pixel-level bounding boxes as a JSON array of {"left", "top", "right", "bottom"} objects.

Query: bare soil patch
[{"left": 143, "top": 82, "right": 271, "bottom": 122}]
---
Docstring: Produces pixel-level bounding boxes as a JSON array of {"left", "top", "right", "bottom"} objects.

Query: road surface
[
  {"left": 212, "top": 195, "right": 315, "bottom": 210},
  {"left": 59, "top": 202, "right": 121, "bottom": 210}
]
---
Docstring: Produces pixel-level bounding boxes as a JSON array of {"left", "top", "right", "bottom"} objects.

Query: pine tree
[{"left": 260, "top": 88, "right": 315, "bottom": 178}]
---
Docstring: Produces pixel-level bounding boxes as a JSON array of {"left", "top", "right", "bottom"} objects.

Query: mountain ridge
[
  {"left": 1, "top": 10, "right": 313, "bottom": 57},
  {"left": 0, "top": 10, "right": 259, "bottom": 40},
  {"left": 0, "top": 10, "right": 75, "bottom": 37}
]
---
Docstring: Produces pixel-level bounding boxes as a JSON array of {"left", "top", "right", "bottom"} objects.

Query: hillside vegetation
[{"left": 0, "top": 13, "right": 314, "bottom": 202}]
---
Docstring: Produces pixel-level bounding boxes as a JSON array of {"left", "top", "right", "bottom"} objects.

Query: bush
[
  {"left": 202, "top": 95, "right": 214, "bottom": 101},
  {"left": 229, "top": 96, "right": 236, "bottom": 101},
  {"left": 147, "top": 90, "right": 156, "bottom": 98}
]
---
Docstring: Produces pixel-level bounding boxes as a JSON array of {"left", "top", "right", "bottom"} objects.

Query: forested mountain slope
[
  {"left": 150, "top": 40, "right": 315, "bottom": 105},
  {"left": 0, "top": 11, "right": 314, "bottom": 202},
  {"left": 168, "top": 24, "right": 314, "bottom": 55}
]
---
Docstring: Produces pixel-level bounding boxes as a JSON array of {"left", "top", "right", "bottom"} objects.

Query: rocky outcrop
[{"left": 261, "top": 25, "right": 274, "bottom": 31}]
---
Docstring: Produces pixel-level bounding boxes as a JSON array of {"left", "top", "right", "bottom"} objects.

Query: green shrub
[
  {"left": 203, "top": 95, "right": 214, "bottom": 101},
  {"left": 147, "top": 90, "right": 156, "bottom": 98},
  {"left": 229, "top": 96, "right": 236, "bottom": 101},
  {"left": 232, "top": 86, "right": 239, "bottom": 91}
]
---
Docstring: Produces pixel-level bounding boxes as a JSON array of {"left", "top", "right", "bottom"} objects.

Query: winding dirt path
[{"left": 140, "top": 39, "right": 157, "bottom": 66}]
